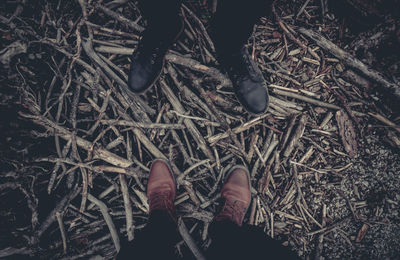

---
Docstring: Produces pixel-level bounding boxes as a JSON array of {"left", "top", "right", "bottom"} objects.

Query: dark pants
[
  {"left": 117, "top": 211, "right": 299, "bottom": 259},
  {"left": 137, "top": 0, "right": 273, "bottom": 60}
]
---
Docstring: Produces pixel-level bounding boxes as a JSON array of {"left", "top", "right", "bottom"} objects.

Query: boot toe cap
[
  {"left": 237, "top": 79, "right": 269, "bottom": 114},
  {"left": 128, "top": 65, "right": 153, "bottom": 93}
]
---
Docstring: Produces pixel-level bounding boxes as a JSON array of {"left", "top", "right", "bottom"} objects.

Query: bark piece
[
  {"left": 336, "top": 110, "right": 358, "bottom": 157},
  {"left": 356, "top": 223, "right": 369, "bottom": 243}
]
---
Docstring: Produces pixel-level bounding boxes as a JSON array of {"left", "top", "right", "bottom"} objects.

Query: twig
[
  {"left": 177, "top": 159, "right": 211, "bottom": 183},
  {"left": 307, "top": 216, "right": 352, "bottom": 236},
  {"left": 96, "top": 5, "right": 144, "bottom": 32},
  {"left": 87, "top": 194, "right": 120, "bottom": 252},
  {"left": 56, "top": 212, "right": 68, "bottom": 254},
  {"left": 283, "top": 114, "right": 308, "bottom": 158},
  {"left": 165, "top": 53, "right": 231, "bottom": 87},
  {"left": 208, "top": 114, "right": 269, "bottom": 144},
  {"left": 101, "top": 120, "right": 185, "bottom": 130},
  {"left": 119, "top": 174, "right": 134, "bottom": 241},
  {"left": 182, "top": 4, "right": 215, "bottom": 52},
  {"left": 298, "top": 27, "right": 400, "bottom": 99},
  {"left": 272, "top": 89, "right": 341, "bottom": 110},
  {"left": 296, "top": 0, "right": 312, "bottom": 19},
  {"left": 160, "top": 80, "right": 215, "bottom": 161},
  {"left": 177, "top": 218, "right": 206, "bottom": 260},
  {"left": 368, "top": 112, "right": 400, "bottom": 133}
]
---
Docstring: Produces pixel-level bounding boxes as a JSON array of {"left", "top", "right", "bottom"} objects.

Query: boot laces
[
  {"left": 218, "top": 199, "right": 246, "bottom": 225},
  {"left": 150, "top": 190, "right": 172, "bottom": 212}
]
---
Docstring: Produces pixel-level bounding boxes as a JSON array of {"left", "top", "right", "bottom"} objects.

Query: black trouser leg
[
  {"left": 137, "top": 0, "right": 182, "bottom": 43},
  {"left": 207, "top": 220, "right": 300, "bottom": 260},
  {"left": 211, "top": 0, "right": 271, "bottom": 62},
  {"left": 117, "top": 210, "right": 180, "bottom": 260}
]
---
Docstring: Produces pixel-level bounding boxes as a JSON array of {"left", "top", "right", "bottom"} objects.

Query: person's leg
[
  {"left": 210, "top": 1, "right": 274, "bottom": 115},
  {"left": 117, "top": 210, "right": 179, "bottom": 259},
  {"left": 137, "top": 0, "right": 182, "bottom": 37},
  {"left": 117, "top": 159, "right": 180, "bottom": 260},
  {"left": 208, "top": 220, "right": 299, "bottom": 259},
  {"left": 211, "top": 0, "right": 267, "bottom": 61},
  {"left": 206, "top": 165, "right": 251, "bottom": 259},
  {"left": 206, "top": 165, "right": 299, "bottom": 259},
  {"left": 128, "top": 0, "right": 183, "bottom": 93}
]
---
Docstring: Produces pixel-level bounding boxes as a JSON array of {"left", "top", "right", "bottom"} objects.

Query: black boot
[
  {"left": 210, "top": 0, "right": 272, "bottom": 114},
  {"left": 128, "top": 0, "right": 183, "bottom": 94},
  {"left": 223, "top": 46, "right": 269, "bottom": 114}
]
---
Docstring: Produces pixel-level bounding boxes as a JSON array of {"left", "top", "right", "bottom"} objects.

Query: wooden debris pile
[{"left": 2, "top": 0, "right": 399, "bottom": 259}]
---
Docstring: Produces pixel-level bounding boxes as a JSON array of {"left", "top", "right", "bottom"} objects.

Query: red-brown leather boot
[
  {"left": 147, "top": 159, "right": 176, "bottom": 220},
  {"left": 215, "top": 166, "right": 251, "bottom": 226}
]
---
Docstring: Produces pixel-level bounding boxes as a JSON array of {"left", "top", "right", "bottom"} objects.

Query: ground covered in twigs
[{"left": 1, "top": 0, "right": 400, "bottom": 259}]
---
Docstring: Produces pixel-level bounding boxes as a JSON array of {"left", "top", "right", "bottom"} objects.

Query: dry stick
[
  {"left": 24, "top": 113, "right": 133, "bottom": 168},
  {"left": 37, "top": 157, "right": 144, "bottom": 178},
  {"left": 283, "top": 114, "right": 308, "bottom": 158},
  {"left": 272, "top": 89, "right": 341, "bottom": 110},
  {"left": 55, "top": 212, "right": 68, "bottom": 254},
  {"left": 163, "top": 114, "right": 193, "bottom": 164},
  {"left": 307, "top": 215, "right": 352, "bottom": 236},
  {"left": 177, "top": 219, "right": 206, "bottom": 260},
  {"left": 119, "top": 174, "right": 134, "bottom": 241},
  {"left": 279, "top": 114, "right": 298, "bottom": 151},
  {"left": 296, "top": 0, "right": 312, "bottom": 19},
  {"left": 165, "top": 53, "right": 231, "bottom": 87},
  {"left": 160, "top": 80, "right": 215, "bottom": 161},
  {"left": 262, "top": 134, "right": 279, "bottom": 163},
  {"left": 368, "top": 112, "right": 400, "bottom": 133},
  {"left": 264, "top": 68, "right": 301, "bottom": 86},
  {"left": 208, "top": 114, "right": 269, "bottom": 144},
  {"left": 315, "top": 204, "right": 327, "bottom": 260},
  {"left": 182, "top": 4, "right": 215, "bottom": 52},
  {"left": 167, "top": 65, "right": 216, "bottom": 120},
  {"left": 98, "top": 52, "right": 128, "bottom": 81},
  {"left": 277, "top": 21, "right": 320, "bottom": 61},
  {"left": 298, "top": 27, "right": 400, "bottom": 99},
  {"left": 251, "top": 130, "right": 273, "bottom": 177},
  {"left": 48, "top": 139, "right": 72, "bottom": 194},
  {"left": 177, "top": 159, "right": 211, "bottom": 183},
  {"left": 126, "top": 134, "right": 145, "bottom": 191},
  {"left": 292, "top": 164, "right": 309, "bottom": 212},
  {"left": 87, "top": 194, "right": 120, "bottom": 252},
  {"left": 195, "top": 82, "right": 247, "bottom": 159},
  {"left": 71, "top": 82, "right": 88, "bottom": 212},
  {"left": 247, "top": 131, "right": 259, "bottom": 162},
  {"left": 101, "top": 119, "right": 185, "bottom": 130},
  {"left": 96, "top": 4, "right": 144, "bottom": 32},
  {"left": 0, "top": 248, "right": 32, "bottom": 258}
]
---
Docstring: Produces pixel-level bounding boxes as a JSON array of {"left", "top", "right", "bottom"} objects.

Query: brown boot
[
  {"left": 147, "top": 159, "right": 176, "bottom": 220},
  {"left": 215, "top": 166, "right": 251, "bottom": 226}
]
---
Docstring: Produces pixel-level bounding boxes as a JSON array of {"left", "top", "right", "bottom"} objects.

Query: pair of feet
[
  {"left": 148, "top": 159, "right": 251, "bottom": 226},
  {"left": 127, "top": 22, "right": 269, "bottom": 115}
]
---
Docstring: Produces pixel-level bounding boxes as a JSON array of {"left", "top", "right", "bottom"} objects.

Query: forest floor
[{"left": 0, "top": 0, "right": 399, "bottom": 259}]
